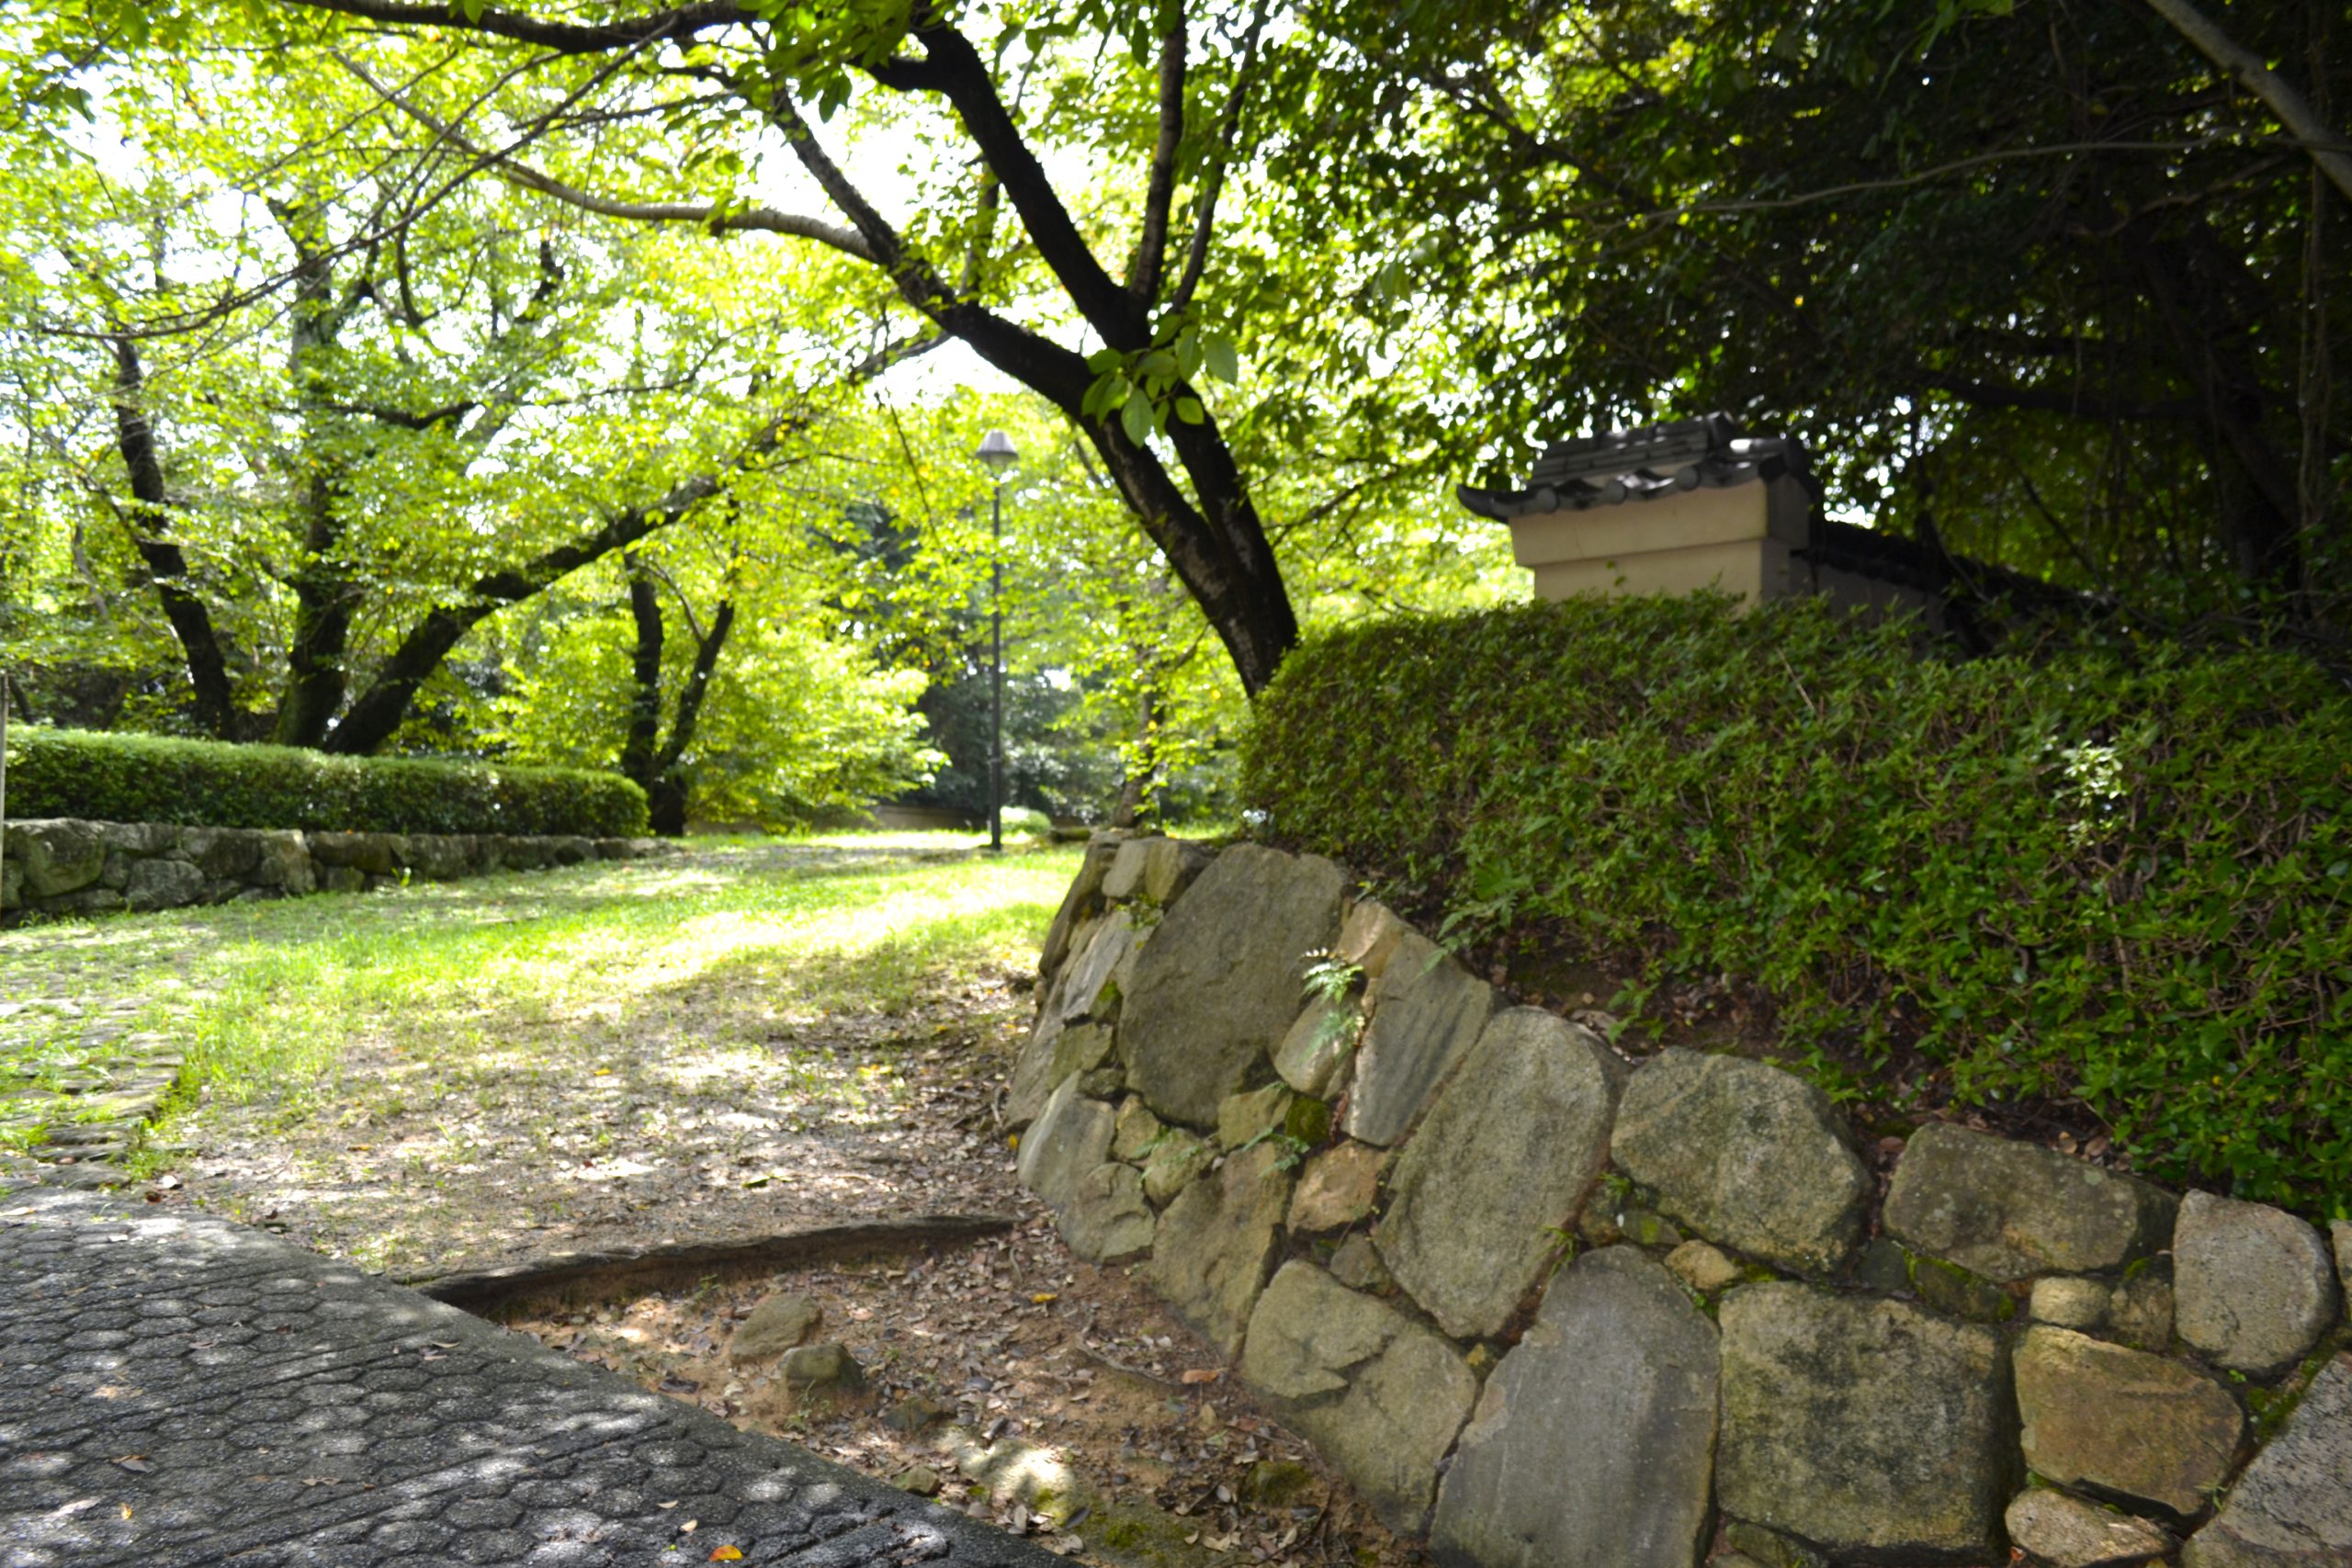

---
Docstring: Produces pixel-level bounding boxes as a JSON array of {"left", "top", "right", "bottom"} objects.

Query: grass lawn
[{"left": 1, "top": 834, "right": 1080, "bottom": 1274}]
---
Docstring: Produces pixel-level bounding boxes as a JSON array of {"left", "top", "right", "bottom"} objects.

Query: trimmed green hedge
[
  {"left": 1241, "top": 595, "right": 2352, "bottom": 1214},
  {"left": 2, "top": 728, "right": 648, "bottom": 839}
]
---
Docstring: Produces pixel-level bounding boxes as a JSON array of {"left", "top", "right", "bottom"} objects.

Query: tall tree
[
  {"left": 1284, "top": 0, "right": 2349, "bottom": 634},
  {"left": 2, "top": 34, "right": 925, "bottom": 746},
  {"left": 232, "top": 0, "right": 1329, "bottom": 691}
]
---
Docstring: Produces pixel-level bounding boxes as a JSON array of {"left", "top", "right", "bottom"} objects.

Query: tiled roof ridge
[{"left": 1456, "top": 412, "right": 1817, "bottom": 521}]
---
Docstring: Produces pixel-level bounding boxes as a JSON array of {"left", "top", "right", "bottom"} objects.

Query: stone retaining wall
[
  {"left": 1012, "top": 834, "right": 2352, "bottom": 1568},
  {"left": 1, "top": 817, "right": 673, "bottom": 923}
]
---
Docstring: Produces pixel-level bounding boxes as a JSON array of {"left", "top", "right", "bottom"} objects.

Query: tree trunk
[
  {"left": 321, "top": 431, "right": 770, "bottom": 755},
  {"left": 107, "top": 336, "right": 240, "bottom": 739},
  {"left": 1109, "top": 683, "right": 1162, "bottom": 829},
  {"left": 2135, "top": 231, "right": 2306, "bottom": 592},
  {"left": 620, "top": 550, "right": 664, "bottom": 791},
  {"left": 645, "top": 596, "right": 735, "bottom": 838},
  {"left": 271, "top": 209, "right": 360, "bottom": 748}
]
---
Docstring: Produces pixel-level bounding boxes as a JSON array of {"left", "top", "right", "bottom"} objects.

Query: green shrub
[
  {"left": 1241, "top": 595, "right": 2352, "bottom": 1214},
  {"left": 1000, "top": 807, "right": 1055, "bottom": 841},
  {"left": 3, "top": 728, "right": 648, "bottom": 838}
]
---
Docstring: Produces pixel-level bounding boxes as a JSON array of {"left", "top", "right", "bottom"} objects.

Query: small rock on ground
[{"left": 729, "top": 1292, "right": 823, "bottom": 1362}]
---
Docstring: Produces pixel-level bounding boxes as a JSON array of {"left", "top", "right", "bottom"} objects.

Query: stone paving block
[{"left": 0, "top": 1184, "right": 1068, "bottom": 1568}]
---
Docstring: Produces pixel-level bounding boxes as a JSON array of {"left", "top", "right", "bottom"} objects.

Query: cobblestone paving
[{"left": 0, "top": 1186, "right": 1065, "bottom": 1567}]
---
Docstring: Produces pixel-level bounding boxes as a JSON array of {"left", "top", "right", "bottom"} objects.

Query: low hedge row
[
  {"left": 2, "top": 727, "right": 648, "bottom": 839},
  {"left": 1240, "top": 595, "right": 2352, "bottom": 1215}
]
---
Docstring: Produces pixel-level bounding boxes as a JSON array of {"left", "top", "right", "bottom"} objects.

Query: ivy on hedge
[
  {"left": 1240, "top": 595, "right": 2352, "bottom": 1214},
  {"left": 2, "top": 728, "right": 648, "bottom": 839}
]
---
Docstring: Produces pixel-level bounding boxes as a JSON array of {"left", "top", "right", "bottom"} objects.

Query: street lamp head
[{"left": 974, "top": 428, "right": 1019, "bottom": 477}]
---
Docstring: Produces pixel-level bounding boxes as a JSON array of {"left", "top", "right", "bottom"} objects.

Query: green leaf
[
  {"left": 1120, "top": 389, "right": 1156, "bottom": 445},
  {"left": 1176, "top": 397, "right": 1204, "bottom": 424},
  {"left": 1203, "top": 331, "right": 1239, "bottom": 384}
]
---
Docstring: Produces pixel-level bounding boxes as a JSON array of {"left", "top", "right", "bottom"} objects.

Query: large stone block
[
  {"left": 1288, "top": 1142, "right": 1384, "bottom": 1235},
  {"left": 177, "top": 826, "right": 263, "bottom": 880},
  {"left": 1883, "top": 1123, "right": 2176, "bottom": 1283},
  {"left": 307, "top": 831, "right": 400, "bottom": 875},
  {"left": 1100, "top": 837, "right": 1155, "bottom": 901},
  {"left": 1146, "top": 1139, "right": 1295, "bottom": 1356},
  {"left": 254, "top": 830, "right": 312, "bottom": 896},
  {"left": 1061, "top": 1164, "right": 1155, "bottom": 1263},
  {"left": 1375, "top": 1008, "right": 1621, "bottom": 1337},
  {"left": 2174, "top": 1191, "right": 2340, "bottom": 1378},
  {"left": 1039, "top": 838, "right": 1121, "bottom": 988},
  {"left": 1139, "top": 838, "right": 1211, "bottom": 905},
  {"left": 1718, "top": 1283, "right": 2011, "bottom": 1562},
  {"left": 14, "top": 819, "right": 106, "bottom": 897},
  {"left": 1238, "top": 1261, "right": 1477, "bottom": 1536},
  {"left": 34, "top": 885, "right": 126, "bottom": 916},
  {"left": 1272, "top": 995, "right": 1358, "bottom": 1100},
  {"left": 124, "top": 856, "right": 206, "bottom": 912},
  {"left": 1140, "top": 1128, "right": 1214, "bottom": 1206},
  {"left": 1341, "top": 929, "right": 1496, "bottom": 1146},
  {"left": 1015, "top": 1076, "right": 1114, "bottom": 1213},
  {"left": 1335, "top": 897, "right": 1411, "bottom": 986},
  {"left": 1006, "top": 1018, "right": 1114, "bottom": 1130},
  {"left": 96, "top": 820, "right": 175, "bottom": 852},
  {"left": 1120, "top": 845, "right": 1347, "bottom": 1128},
  {"left": 2015, "top": 1325, "right": 2244, "bottom": 1517},
  {"left": 1051, "top": 909, "right": 1138, "bottom": 1026},
  {"left": 1610, "top": 1047, "right": 1870, "bottom": 1274},
  {"left": 500, "top": 837, "right": 551, "bottom": 871},
  {"left": 403, "top": 833, "right": 471, "bottom": 880},
  {"left": 2183, "top": 1353, "right": 2352, "bottom": 1566},
  {"left": 1430, "top": 1247, "right": 1717, "bottom": 1568}
]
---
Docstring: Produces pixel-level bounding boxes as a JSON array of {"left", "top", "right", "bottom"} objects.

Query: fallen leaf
[
  {"left": 112, "top": 1456, "right": 152, "bottom": 1473},
  {"left": 1179, "top": 1369, "right": 1221, "bottom": 1385},
  {"left": 708, "top": 1548, "right": 743, "bottom": 1562},
  {"left": 1030, "top": 1292, "right": 1058, "bottom": 1304}
]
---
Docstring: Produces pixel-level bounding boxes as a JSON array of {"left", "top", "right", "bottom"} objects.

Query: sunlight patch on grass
[{"left": 160, "top": 844, "right": 1080, "bottom": 1122}]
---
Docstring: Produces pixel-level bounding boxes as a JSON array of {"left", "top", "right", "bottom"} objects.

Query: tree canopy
[{"left": 1, "top": 0, "right": 2344, "bottom": 826}]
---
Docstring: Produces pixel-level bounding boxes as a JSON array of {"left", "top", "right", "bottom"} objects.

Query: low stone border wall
[
  {"left": 1012, "top": 833, "right": 2352, "bottom": 1568},
  {"left": 2, "top": 817, "right": 673, "bottom": 922}
]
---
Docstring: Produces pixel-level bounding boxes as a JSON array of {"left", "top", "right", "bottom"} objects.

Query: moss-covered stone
[
  {"left": 1913, "top": 1256, "right": 2017, "bottom": 1322},
  {"left": 1283, "top": 1095, "right": 1332, "bottom": 1147},
  {"left": 1718, "top": 1283, "right": 2009, "bottom": 1560}
]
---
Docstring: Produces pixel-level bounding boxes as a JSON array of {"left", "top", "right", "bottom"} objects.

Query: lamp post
[{"left": 972, "top": 429, "right": 1018, "bottom": 852}]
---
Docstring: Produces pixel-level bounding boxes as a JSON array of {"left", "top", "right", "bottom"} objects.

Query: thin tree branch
[
  {"left": 1128, "top": 11, "right": 1188, "bottom": 305},
  {"left": 2143, "top": 0, "right": 2352, "bottom": 203},
  {"left": 1170, "top": 0, "right": 1270, "bottom": 313},
  {"left": 285, "top": 0, "right": 744, "bottom": 57},
  {"left": 334, "top": 52, "right": 875, "bottom": 258},
  {"left": 890, "top": 23, "right": 1145, "bottom": 346}
]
